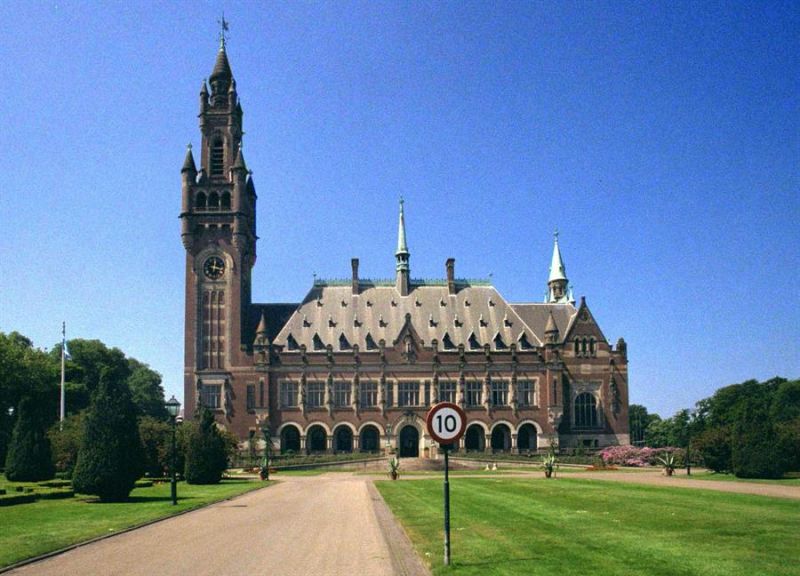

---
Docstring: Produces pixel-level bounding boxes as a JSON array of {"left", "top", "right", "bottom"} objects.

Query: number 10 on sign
[{"left": 425, "top": 402, "right": 467, "bottom": 566}]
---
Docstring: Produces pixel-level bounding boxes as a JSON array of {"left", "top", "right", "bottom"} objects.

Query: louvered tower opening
[{"left": 210, "top": 138, "right": 224, "bottom": 177}]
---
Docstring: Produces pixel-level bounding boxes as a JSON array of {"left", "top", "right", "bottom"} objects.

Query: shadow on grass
[{"left": 451, "top": 556, "right": 540, "bottom": 568}]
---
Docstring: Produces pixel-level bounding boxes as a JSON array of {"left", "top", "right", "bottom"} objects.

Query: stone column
[{"left": 484, "top": 434, "right": 492, "bottom": 454}]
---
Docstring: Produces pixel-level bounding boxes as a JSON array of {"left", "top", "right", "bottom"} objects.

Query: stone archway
[
  {"left": 307, "top": 425, "right": 327, "bottom": 454},
  {"left": 334, "top": 427, "right": 353, "bottom": 453},
  {"left": 517, "top": 423, "right": 538, "bottom": 453},
  {"left": 464, "top": 424, "right": 485, "bottom": 452},
  {"left": 280, "top": 425, "right": 301, "bottom": 454},
  {"left": 398, "top": 425, "right": 419, "bottom": 457},
  {"left": 491, "top": 423, "right": 512, "bottom": 452},
  {"left": 360, "top": 425, "right": 380, "bottom": 453}
]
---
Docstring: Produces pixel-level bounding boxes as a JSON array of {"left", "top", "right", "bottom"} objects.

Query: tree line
[
  {"left": 1, "top": 330, "right": 236, "bottom": 501},
  {"left": 629, "top": 376, "right": 800, "bottom": 478}
]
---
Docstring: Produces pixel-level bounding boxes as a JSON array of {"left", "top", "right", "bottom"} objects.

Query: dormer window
[
  {"left": 287, "top": 334, "right": 299, "bottom": 351},
  {"left": 210, "top": 137, "right": 224, "bottom": 177},
  {"left": 365, "top": 333, "right": 377, "bottom": 350},
  {"left": 312, "top": 333, "right": 324, "bottom": 351},
  {"left": 339, "top": 334, "right": 351, "bottom": 351},
  {"left": 518, "top": 333, "right": 533, "bottom": 350},
  {"left": 468, "top": 333, "right": 480, "bottom": 350},
  {"left": 442, "top": 333, "right": 455, "bottom": 350},
  {"left": 494, "top": 333, "right": 507, "bottom": 350}
]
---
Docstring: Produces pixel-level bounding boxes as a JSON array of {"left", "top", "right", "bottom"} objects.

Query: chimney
[
  {"left": 351, "top": 258, "right": 359, "bottom": 295},
  {"left": 446, "top": 258, "right": 456, "bottom": 295}
]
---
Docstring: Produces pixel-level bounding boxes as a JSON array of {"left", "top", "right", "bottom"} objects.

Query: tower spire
[
  {"left": 547, "top": 229, "right": 571, "bottom": 303},
  {"left": 395, "top": 197, "right": 410, "bottom": 296}
]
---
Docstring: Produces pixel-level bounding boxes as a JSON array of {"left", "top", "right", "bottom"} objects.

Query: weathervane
[{"left": 218, "top": 13, "right": 230, "bottom": 48}]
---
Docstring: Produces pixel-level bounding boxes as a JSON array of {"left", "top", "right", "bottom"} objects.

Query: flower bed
[{"left": 600, "top": 445, "right": 685, "bottom": 467}]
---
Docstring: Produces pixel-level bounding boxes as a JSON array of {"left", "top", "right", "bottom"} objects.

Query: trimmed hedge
[
  {"left": 36, "top": 488, "right": 75, "bottom": 500},
  {"left": 37, "top": 480, "right": 72, "bottom": 489},
  {"left": 0, "top": 493, "right": 36, "bottom": 506}
]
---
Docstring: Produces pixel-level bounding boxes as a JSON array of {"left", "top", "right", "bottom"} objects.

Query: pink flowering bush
[{"left": 600, "top": 445, "right": 685, "bottom": 467}]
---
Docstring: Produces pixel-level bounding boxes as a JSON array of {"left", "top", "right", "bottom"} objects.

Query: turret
[
  {"left": 545, "top": 310, "right": 560, "bottom": 345},
  {"left": 547, "top": 230, "right": 573, "bottom": 304}
]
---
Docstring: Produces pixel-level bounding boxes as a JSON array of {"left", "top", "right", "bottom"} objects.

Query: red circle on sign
[{"left": 426, "top": 402, "right": 467, "bottom": 445}]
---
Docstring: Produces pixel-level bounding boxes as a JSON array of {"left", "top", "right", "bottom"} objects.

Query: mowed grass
[
  {"left": 0, "top": 479, "right": 267, "bottom": 568},
  {"left": 376, "top": 477, "right": 800, "bottom": 576}
]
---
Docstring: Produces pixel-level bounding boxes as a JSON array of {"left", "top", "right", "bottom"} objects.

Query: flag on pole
[{"left": 63, "top": 338, "right": 71, "bottom": 360}]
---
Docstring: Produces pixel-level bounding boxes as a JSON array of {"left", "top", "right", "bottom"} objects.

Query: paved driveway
[{"left": 7, "top": 474, "right": 428, "bottom": 576}]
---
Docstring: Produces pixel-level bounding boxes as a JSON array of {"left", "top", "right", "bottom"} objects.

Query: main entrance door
[{"left": 399, "top": 426, "right": 419, "bottom": 457}]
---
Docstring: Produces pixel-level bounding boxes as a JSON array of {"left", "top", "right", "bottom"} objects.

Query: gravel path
[{"left": 6, "top": 475, "right": 429, "bottom": 576}]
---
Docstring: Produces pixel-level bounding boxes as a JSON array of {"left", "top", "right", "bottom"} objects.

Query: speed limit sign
[{"left": 426, "top": 402, "right": 467, "bottom": 445}]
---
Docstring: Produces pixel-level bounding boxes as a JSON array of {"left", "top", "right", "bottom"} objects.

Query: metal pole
[
  {"left": 60, "top": 322, "right": 66, "bottom": 430},
  {"left": 443, "top": 445, "right": 451, "bottom": 566},
  {"left": 171, "top": 416, "right": 177, "bottom": 505}
]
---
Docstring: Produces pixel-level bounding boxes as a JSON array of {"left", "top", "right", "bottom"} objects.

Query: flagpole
[{"left": 60, "top": 321, "right": 66, "bottom": 430}]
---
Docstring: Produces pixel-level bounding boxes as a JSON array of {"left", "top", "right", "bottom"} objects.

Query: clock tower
[{"left": 180, "top": 36, "right": 257, "bottom": 420}]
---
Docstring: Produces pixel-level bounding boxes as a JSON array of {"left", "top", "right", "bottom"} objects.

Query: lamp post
[
  {"left": 260, "top": 419, "right": 272, "bottom": 481},
  {"left": 165, "top": 396, "right": 181, "bottom": 506}
]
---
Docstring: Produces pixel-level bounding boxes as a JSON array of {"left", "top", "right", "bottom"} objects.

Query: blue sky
[{"left": 1, "top": 1, "right": 797, "bottom": 418}]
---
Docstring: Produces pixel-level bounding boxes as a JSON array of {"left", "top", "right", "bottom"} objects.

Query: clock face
[{"left": 203, "top": 256, "right": 225, "bottom": 280}]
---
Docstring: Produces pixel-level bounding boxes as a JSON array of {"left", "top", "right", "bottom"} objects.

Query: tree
[
  {"left": 48, "top": 413, "right": 85, "bottom": 475},
  {"left": 0, "top": 332, "right": 58, "bottom": 463},
  {"left": 692, "top": 426, "right": 732, "bottom": 473},
  {"left": 732, "top": 403, "right": 784, "bottom": 479},
  {"left": 127, "top": 359, "right": 168, "bottom": 419},
  {"left": 4, "top": 397, "right": 55, "bottom": 481},
  {"left": 628, "top": 404, "right": 657, "bottom": 446},
  {"left": 138, "top": 416, "right": 172, "bottom": 477},
  {"left": 72, "top": 367, "right": 143, "bottom": 501},
  {"left": 184, "top": 407, "right": 228, "bottom": 484}
]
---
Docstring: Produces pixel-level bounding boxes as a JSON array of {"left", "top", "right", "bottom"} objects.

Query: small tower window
[
  {"left": 208, "top": 192, "right": 220, "bottom": 210},
  {"left": 210, "top": 137, "right": 225, "bottom": 177},
  {"left": 195, "top": 192, "right": 207, "bottom": 210},
  {"left": 221, "top": 192, "right": 231, "bottom": 210}
]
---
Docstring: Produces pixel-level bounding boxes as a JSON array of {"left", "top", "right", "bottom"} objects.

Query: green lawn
[
  {"left": 376, "top": 477, "right": 800, "bottom": 576},
  {"left": 0, "top": 478, "right": 268, "bottom": 568}
]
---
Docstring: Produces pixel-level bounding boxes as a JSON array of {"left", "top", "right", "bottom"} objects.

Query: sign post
[{"left": 426, "top": 402, "right": 467, "bottom": 566}]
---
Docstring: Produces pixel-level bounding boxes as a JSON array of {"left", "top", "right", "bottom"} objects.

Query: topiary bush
[
  {"left": 4, "top": 397, "right": 55, "bottom": 482},
  {"left": 72, "top": 367, "right": 143, "bottom": 501},
  {"left": 184, "top": 407, "right": 228, "bottom": 484}
]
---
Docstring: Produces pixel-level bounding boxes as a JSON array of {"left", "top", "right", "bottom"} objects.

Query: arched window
[
  {"left": 208, "top": 192, "right": 220, "bottom": 210},
  {"left": 574, "top": 338, "right": 580, "bottom": 355},
  {"left": 195, "top": 191, "right": 207, "bottom": 210},
  {"left": 589, "top": 338, "right": 596, "bottom": 356},
  {"left": 210, "top": 137, "right": 224, "bottom": 177},
  {"left": 221, "top": 192, "right": 231, "bottom": 210},
  {"left": 581, "top": 338, "right": 588, "bottom": 355},
  {"left": 574, "top": 392, "right": 598, "bottom": 428}
]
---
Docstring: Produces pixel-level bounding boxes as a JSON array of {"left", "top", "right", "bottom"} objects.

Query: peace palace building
[{"left": 181, "top": 41, "right": 630, "bottom": 457}]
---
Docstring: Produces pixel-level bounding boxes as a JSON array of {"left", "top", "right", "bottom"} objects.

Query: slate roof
[{"left": 263, "top": 281, "right": 578, "bottom": 352}]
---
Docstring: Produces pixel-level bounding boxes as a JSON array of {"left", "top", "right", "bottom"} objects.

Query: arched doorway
[
  {"left": 280, "top": 425, "right": 301, "bottom": 454},
  {"left": 360, "top": 425, "right": 380, "bottom": 453},
  {"left": 398, "top": 426, "right": 419, "bottom": 457},
  {"left": 517, "top": 423, "right": 538, "bottom": 453},
  {"left": 334, "top": 427, "right": 353, "bottom": 452},
  {"left": 491, "top": 424, "right": 512, "bottom": 452},
  {"left": 464, "top": 424, "right": 485, "bottom": 452},
  {"left": 307, "top": 425, "right": 327, "bottom": 454}
]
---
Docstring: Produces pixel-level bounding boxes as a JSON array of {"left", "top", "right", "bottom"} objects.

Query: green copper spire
[{"left": 547, "top": 229, "right": 572, "bottom": 304}]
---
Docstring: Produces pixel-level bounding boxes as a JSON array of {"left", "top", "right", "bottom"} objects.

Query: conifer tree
[
  {"left": 72, "top": 367, "right": 143, "bottom": 501},
  {"left": 4, "top": 397, "right": 55, "bottom": 481},
  {"left": 184, "top": 406, "right": 227, "bottom": 484}
]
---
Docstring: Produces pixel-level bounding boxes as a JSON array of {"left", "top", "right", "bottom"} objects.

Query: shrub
[
  {"left": 0, "top": 493, "right": 36, "bottom": 506},
  {"left": 4, "top": 397, "right": 55, "bottom": 482},
  {"left": 693, "top": 427, "right": 732, "bottom": 473},
  {"left": 599, "top": 445, "right": 685, "bottom": 467},
  {"left": 776, "top": 419, "right": 800, "bottom": 472},
  {"left": 184, "top": 407, "right": 228, "bottom": 484},
  {"left": 72, "top": 368, "right": 143, "bottom": 501}
]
